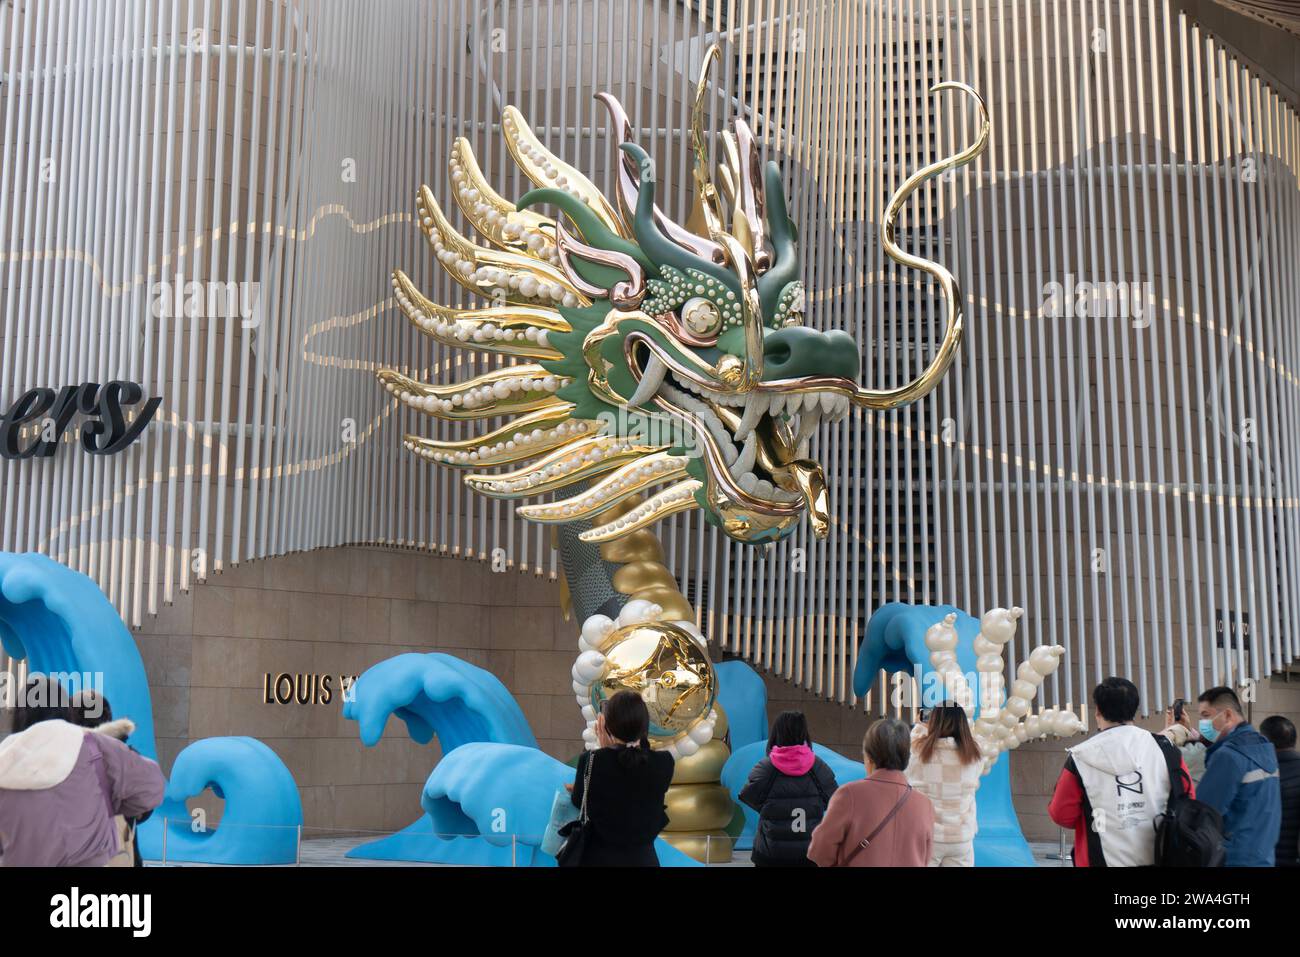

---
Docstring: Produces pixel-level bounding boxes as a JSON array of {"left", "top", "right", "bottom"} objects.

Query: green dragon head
[{"left": 379, "top": 47, "right": 988, "bottom": 547}]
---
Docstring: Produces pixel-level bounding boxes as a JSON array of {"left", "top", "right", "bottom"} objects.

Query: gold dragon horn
[{"left": 691, "top": 42, "right": 765, "bottom": 390}]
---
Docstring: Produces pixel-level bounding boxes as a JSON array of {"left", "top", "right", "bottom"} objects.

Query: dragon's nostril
[
  {"left": 761, "top": 326, "right": 861, "bottom": 381},
  {"left": 765, "top": 342, "right": 792, "bottom": 365}
]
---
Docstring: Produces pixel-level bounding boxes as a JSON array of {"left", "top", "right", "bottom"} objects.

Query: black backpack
[{"left": 1152, "top": 734, "right": 1226, "bottom": 867}]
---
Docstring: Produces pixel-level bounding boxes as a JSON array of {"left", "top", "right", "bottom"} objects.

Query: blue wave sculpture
[
  {"left": 855, "top": 602, "right": 1035, "bottom": 866},
  {"left": 154, "top": 736, "right": 303, "bottom": 864},
  {"left": 714, "top": 659, "right": 769, "bottom": 754},
  {"left": 343, "top": 651, "right": 537, "bottom": 750},
  {"left": 0, "top": 551, "right": 302, "bottom": 864},
  {"left": 0, "top": 552, "right": 158, "bottom": 758},
  {"left": 342, "top": 651, "right": 702, "bottom": 866},
  {"left": 342, "top": 651, "right": 535, "bottom": 864}
]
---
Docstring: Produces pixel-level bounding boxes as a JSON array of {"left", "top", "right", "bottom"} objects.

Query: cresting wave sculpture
[
  {"left": 339, "top": 651, "right": 712, "bottom": 865},
  {"left": 374, "top": 46, "right": 995, "bottom": 862},
  {"left": 0, "top": 552, "right": 302, "bottom": 865},
  {"left": 851, "top": 603, "right": 1086, "bottom": 865}
]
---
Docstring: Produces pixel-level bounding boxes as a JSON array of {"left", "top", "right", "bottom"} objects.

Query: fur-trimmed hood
[
  {"left": 0, "top": 718, "right": 136, "bottom": 791},
  {"left": 94, "top": 718, "right": 135, "bottom": 741}
]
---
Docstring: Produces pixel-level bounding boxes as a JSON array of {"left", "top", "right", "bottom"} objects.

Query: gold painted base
[
  {"left": 663, "top": 782, "right": 734, "bottom": 831},
  {"left": 660, "top": 829, "right": 735, "bottom": 864},
  {"left": 670, "top": 739, "right": 730, "bottom": 784}
]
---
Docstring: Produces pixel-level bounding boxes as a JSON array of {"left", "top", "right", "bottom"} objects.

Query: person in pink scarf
[{"left": 739, "top": 711, "right": 839, "bottom": 866}]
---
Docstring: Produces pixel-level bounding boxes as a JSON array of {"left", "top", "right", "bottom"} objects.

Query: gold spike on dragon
[{"left": 378, "top": 46, "right": 989, "bottom": 861}]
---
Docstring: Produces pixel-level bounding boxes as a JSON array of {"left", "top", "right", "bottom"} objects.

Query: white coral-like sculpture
[{"left": 924, "top": 606, "right": 1085, "bottom": 775}]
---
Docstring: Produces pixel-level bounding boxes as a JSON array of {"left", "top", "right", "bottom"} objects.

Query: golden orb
[{"left": 592, "top": 621, "right": 716, "bottom": 740}]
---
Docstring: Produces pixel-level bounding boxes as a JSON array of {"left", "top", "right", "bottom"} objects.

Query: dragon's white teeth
[
  {"left": 702, "top": 386, "right": 744, "bottom": 407},
  {"left": 795, "top": 410, "right": 821, "bottom": 447},
  {"left": 738, "top": 472, "right": 758, "bottom": 494},
  {"left": 753, "top": 478, "right": 775, "bottom": 498},
  {"left": 768, "top": 394, "right": 786, "bottom": 417},
  {"left": 628, "top": 354, "right": 668, "bottom": 408},
  {"left": 661, "top": 378, "right": 732, "bottom": 455},
  {"left": 731, "top": 432, "right": 757, "bottom": 477},
  {"left": 735, "top": 397, "right": 765, "bottom": 441},
  {"left": 820, "top": 393, "right": 837, "bottom": 414}
]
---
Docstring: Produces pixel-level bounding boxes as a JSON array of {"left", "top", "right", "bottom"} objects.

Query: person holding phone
[
  {"left": 566, "top": 691, "right": 675, "bottom": 866},
  {"left": 1160, "top": 697, "right": 1208, "bottom": 785},
  {"left": 906, "top": 702, "right": 983, "bottom": 866}
]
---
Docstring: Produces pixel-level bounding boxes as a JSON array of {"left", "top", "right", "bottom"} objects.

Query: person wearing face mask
[{"left": 1188, "top": 686, "right": 1282, "bottom": 867}]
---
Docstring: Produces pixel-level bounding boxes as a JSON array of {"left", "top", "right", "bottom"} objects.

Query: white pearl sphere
[
  {"left": 617, "top": 599, "right": 663, "bottom": 626},
  {"left": 1011, "top": 679, "right": 1038, "bottom": 700},
  {"left": 1003, "top": 695, "right": 1031, "bottom": 718},
  {"left": 580, "top": 614, "right": 615, "bottom": 648}
]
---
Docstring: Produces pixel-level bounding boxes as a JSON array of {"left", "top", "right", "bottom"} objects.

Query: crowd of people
[
  {"left": 1048, "top": 679, "right": 1291, "bottom": 867},
  {"left": 2, "top": 672, "right": 1296, "bottom": 868},
  {"left": 567, "top": 681, "right": 1299, "bottom": 868}
]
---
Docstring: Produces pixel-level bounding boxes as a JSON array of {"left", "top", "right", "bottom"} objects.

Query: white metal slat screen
[{"left": 1, "top": 1, "right": 1298, "bottom": 718}]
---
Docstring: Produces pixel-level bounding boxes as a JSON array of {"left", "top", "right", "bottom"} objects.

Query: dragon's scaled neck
[
  {"left": 554, "top": 492, "right": 734, "bottom": 865},
  {"left": 555, "top": 492, "right": 695, "bottom": 626}
]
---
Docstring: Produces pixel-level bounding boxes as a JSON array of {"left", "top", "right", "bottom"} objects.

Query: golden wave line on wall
[{"left": 0, "top": 205, "right": 412, "bottom": 298}]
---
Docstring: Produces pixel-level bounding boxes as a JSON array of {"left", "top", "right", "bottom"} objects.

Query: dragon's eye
[{"left": 681, "top": 297, "right": 722, "bottom": 337}]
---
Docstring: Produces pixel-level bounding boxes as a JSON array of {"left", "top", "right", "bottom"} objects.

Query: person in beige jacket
[
  {"left": 906, "top": 703, "right": 983, "bottom": 866},
  {"left": 807, "top": 718, "right": 934, "bottom": 867}
]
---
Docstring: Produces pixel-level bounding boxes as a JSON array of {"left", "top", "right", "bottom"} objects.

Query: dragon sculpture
[{"left": 377, "top": 46, "right": 993, "bottom": 860}]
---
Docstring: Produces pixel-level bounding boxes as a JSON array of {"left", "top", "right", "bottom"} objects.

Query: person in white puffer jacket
[{"left": 906, "top": 703, "right": 983, "bottom": 866}]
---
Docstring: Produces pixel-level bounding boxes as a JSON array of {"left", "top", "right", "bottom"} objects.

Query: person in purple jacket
[{"left": 0, "top": 675, "right": 164, "bottom": 867}]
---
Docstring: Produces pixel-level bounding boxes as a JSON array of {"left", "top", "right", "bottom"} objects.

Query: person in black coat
[
  {"left": 739, "top": 711, "right": 839, "bottom": 867},
  {"left": 568, "top": 691, "right": 675, "bottom": 866},
  {"left": 1261, "top": 715, "right": 1300, "bottom": 867}
]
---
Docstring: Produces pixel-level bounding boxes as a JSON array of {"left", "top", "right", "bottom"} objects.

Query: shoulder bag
[
  {"left": 844, "top": 782, "right": 913, "bottom": 865},
  {"left": 555, "top": 751, "right": 595, "bottom": 867}
]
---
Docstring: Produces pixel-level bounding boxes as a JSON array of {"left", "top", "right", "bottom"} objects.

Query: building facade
[{"left": 3, "top": 0, "right": 1300, "bottom": 840}]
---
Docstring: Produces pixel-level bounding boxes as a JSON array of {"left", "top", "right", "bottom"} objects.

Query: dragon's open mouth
[{"left": 628, "top": 342, "right": 849, "bottom": 536}]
